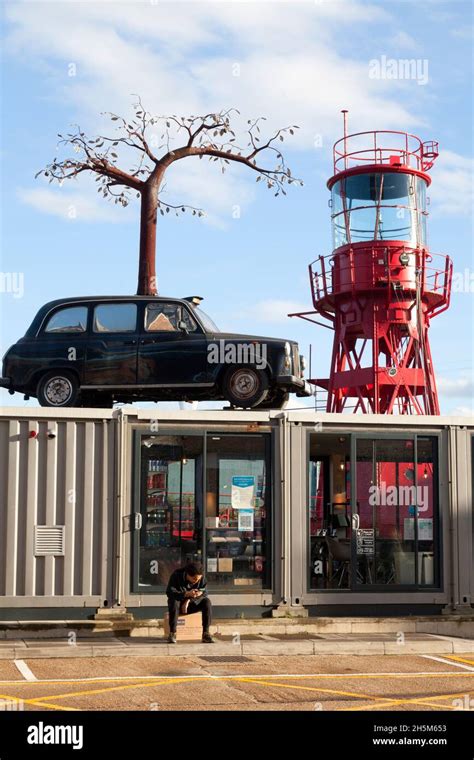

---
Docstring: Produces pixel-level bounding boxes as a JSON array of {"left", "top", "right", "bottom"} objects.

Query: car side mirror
[{"left": 178, "top": 320, "right": 189, "bottom": 333}]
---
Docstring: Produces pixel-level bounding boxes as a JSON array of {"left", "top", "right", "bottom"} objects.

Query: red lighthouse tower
[{"left": 295, "top": 113, "right": 452, "bottom": 414}]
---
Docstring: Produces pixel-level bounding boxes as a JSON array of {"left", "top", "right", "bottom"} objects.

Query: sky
[{"left": 0, "top": 0, "right": 473, "bottom": 414}]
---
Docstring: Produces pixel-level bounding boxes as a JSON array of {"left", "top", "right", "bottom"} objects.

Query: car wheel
[
  {"left": 255, "top": 390, "right": 289, "bottom": 410},
  {"left": 223, "top": 366, "right": 268, "bottom": 408},
  {"left": 37, "top": 371, "right": 79, "bottom": 407}
]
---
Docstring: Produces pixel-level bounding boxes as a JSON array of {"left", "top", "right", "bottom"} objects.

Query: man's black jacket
[{"left": 166, "top": 568, "right": 208, "bottom": 602}]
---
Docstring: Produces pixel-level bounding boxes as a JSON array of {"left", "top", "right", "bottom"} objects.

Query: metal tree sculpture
[{"left": 37, "top": 97, "right": 302, "bottom": 295}]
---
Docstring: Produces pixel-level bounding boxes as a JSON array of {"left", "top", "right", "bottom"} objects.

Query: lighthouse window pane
[{"left": 331, "top": 174, "right": 427, "bottom": 247}]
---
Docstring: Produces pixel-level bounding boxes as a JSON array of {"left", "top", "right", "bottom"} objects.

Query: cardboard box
[
  {"left": 163, "top": 611, "right": 203, "bottom": 641},
  {"left": 218, "top": 558, "right": 233, "bottom": 572}
]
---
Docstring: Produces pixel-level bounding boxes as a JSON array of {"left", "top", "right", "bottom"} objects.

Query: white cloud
[
  {"left": 4, "top": 0, "right": 447, "bottom": 226},
  {"left": 18, "top": 155, "right": 258, "bottom": 229},
  {"left": 450, "top": 25, "right": 474, "bottom": 40},
  {"left": 391, "top": 31, "right": 418, "bottom": 51},
  {"left": 4, "top": 0, "right": 420, "bottom": 143},
  {"left": 438, "top": 375, "right": 474, "bottom": 398},
  {"left": 17, "top": 186, "right": 130, "bottom": 223},
  {"left": 445, "top": 404, "right": 474, "bottom": 417},
  {"left": 161, "top": 156, "right": 257, "bottom": 229},
  {"left": 430, "top": 150, "right": 474, "bottom": 217}
]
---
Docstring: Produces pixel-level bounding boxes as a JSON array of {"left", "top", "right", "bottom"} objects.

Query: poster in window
[
  {"left": 238, "top": 509, "right": 254, "bottom": 532},
  {"left": 231, "top": 476, "right": 255, "bottom": 509},
  {"left": 403, "top": 518, "right": 433, "bottom": 540}
]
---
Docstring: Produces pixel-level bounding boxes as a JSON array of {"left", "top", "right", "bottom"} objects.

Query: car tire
[
  {"left": 222, "top": 366, "right": 268, "bottom": 408},
  {"left": 37, "top": 371, "right": 80, "bottom": 408}
]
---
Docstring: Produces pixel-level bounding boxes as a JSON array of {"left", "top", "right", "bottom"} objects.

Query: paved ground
[
  {"left": 1, "top": 631, "right": 473, "bottom": 658},
  {"left": 0, "top": 651, "right": 473, "bottom": 711}
]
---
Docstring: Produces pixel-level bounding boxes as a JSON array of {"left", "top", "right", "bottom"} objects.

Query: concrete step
[
  {"left": 0, "top": 632, "right": 472, "bottom": 659},
  {"left": 0, "top": 615, "right": 473, "bottom": 640}
]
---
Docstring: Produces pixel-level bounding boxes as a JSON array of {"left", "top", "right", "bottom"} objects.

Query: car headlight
[{"left": 283, "top": 342, "right": 292, "bottom": 372}]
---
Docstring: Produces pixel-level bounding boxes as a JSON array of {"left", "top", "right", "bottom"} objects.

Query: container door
[{"left": 351, "top": 435, "right": 439, "bottom": 588}]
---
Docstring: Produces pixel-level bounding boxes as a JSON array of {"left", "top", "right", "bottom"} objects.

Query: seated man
[{"left": 166, "top": 562, "right": 215, "bottom": 644}]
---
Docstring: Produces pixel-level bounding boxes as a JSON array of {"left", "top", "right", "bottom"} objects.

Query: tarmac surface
[{"left": 0, "top": 649, "right": 473, "bottom": 712}]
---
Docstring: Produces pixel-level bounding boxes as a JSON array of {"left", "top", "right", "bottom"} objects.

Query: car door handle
[
  {"left": 135, "top": 512, "right": 143, "bottom": 530},
  {"left": 123, "top": 339, "right": 137, "bottom": 345}
]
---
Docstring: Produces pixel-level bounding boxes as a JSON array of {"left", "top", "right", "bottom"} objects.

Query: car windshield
[{"left": 194, "top": 307, "right": 219, "bottom": 332}]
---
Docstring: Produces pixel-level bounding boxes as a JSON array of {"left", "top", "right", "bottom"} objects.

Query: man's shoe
[
  {"left": 167, "top": 633, "right": 177, "bottom": 644},
  {"left": 202, "top": 632, "right": 215, "bottom": 644}
]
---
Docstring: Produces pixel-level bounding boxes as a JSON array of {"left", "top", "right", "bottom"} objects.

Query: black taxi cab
[{"left": 1, "top": 296, "right": 312, "bottom": 408}]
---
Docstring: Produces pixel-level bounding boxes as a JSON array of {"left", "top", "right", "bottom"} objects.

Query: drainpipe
[
  {"left": 113, "top": 407, "right": 126, "bottom": 608},
  {"left": 273, "top": 411, "right": 290, "bottom": 616},
  {"left": 444, "top": 425, "right": 457, "bottom": 613}
]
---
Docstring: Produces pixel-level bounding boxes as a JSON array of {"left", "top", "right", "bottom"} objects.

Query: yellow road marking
[
  {"left": 232, "top": 678, "right": 469, "bottom": 711},
  {"left": 235, "top": 678, "right": 385, "bottom": 703},
  {"left": 0, "top": 692, "right": 79, "bottom": 712},
  {"left": 22, "top": 701, "right": 80, "bottom": 712},
  {"left": 2, "top": 669, "right": 473, "bottom": 711},
  {"left": 346, "top": 689, "right": 474, "bottom": 711},
  {"left": 31, "top": 677, "right": 206, "bottom": 704},
  {"left": 0, "top": 671, "right": 471, "bottom": 687},
  {"left": 442, "top": 655, "right": 474, "bottom": 667}
]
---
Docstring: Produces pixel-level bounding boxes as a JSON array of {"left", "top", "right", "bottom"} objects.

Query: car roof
[
  {"left": 39, "top": 296, "right": 193, "bottom": 309},
  {"left": 23, "top": 296, "right": 204, "bottom": 338}
]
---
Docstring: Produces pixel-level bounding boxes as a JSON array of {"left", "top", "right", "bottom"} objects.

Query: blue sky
[{"left": 0, "top": 0, "right": 473, "bottom": 413}]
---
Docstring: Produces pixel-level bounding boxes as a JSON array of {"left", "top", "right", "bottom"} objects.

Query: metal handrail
[
  {"left": 333, "top": 130, "right": 434, "bottom": 174},
  {"left": 309, "top": 249, "right": 452, "bottom": 307}
]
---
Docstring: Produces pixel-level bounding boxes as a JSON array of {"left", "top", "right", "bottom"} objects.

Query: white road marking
[
  {"left": 0, "top": 670, "right": 472, "bottom": 686},
  {"left": 14, "top": 660, "right": 38, "bottom": 681},
  {"left": 421, "top": 655, "right": 474, "bottom": 672}
]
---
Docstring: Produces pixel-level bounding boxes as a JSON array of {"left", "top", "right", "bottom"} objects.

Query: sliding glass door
[
  {"left": 135, "top": 434, "right": 204, "bottom": 590},
  {"left": 133, "top": 430, "right": 272, "bottom": 594},
  {"left": 352, "top": 435, "right": 439, "bottom": 588}
]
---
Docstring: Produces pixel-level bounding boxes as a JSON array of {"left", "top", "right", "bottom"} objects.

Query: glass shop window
[
  {"left": 138, "top": 435, "right": 204, "bottom": 589},
  {"left": 205, "top": 434, "right": 271, "bottom": 591}
]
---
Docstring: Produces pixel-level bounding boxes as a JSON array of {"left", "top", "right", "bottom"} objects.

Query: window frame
[
  {"left": 142, "top": 302, "right": 203, "bottom": 334},
  {"left": 131, "top": 428, "right": 273, "bottom": 595},
  {"left": 306, "top": 429, "right": 443, "bottom": 594},
  {"left": 42, "top": 305, "right": 89, "bottom": 335},
  {"left": 92, "top": 302, "right": 138, "bottom": 334}
]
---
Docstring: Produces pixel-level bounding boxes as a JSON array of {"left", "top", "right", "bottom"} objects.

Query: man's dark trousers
[{"left": 168, "top": 596, "right": 212, "bottom": 634}]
